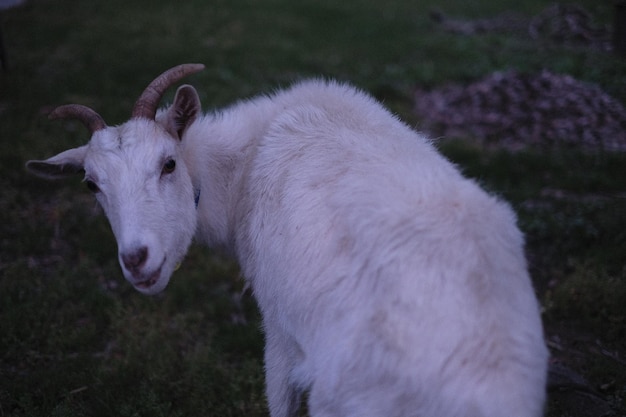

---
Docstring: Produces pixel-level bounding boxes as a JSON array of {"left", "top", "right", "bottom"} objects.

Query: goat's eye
[
  {"left": 85, "top": 179, "right": 100, "bottom": 193},
  {"left": 162, "top": 158, "right": 176, "bottom": 175}
]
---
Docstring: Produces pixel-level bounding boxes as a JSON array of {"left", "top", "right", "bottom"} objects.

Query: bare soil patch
[{"left": 414, "top": 69, "right": 626, "bottom": 152}]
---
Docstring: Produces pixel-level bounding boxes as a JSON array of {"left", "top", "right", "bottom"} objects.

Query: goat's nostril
[{"left": 122, "top": 246, "right": 148, "bottom": 272}]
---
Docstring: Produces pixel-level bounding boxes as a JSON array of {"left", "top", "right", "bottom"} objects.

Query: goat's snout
[{"left": 121, "top": 246, "right": 148, "bottom": 276}]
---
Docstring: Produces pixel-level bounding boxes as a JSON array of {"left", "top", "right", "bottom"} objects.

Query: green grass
[{"left": 1, "top": 0, "right": 626, "bottom": 415}]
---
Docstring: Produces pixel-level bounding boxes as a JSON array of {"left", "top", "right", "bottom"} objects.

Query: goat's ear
[
  {"left": 164, "top": 85, "right": 201, "bottom": 140},
  {"left": 25, "top": 145, "right": 88, "bottom": 179}
]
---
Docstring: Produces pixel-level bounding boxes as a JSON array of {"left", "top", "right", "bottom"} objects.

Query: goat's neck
[{"left": 181, "top": 98, "right": 277, "bottom": 253}]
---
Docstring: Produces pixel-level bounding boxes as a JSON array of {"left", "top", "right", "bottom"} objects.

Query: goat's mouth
[
  {"left": 134, "top": 258, "right": 165, "bottom": 290},
  {"left": 134, "top": 272, "right": 159, "bottom": 289}
]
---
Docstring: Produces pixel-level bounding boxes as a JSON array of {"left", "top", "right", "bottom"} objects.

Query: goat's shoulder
[{"left": 271, "top": 79, "right": 391, "bottom": 126}]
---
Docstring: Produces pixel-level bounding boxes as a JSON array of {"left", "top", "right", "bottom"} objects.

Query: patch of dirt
[
  {"left": 414, "top": 69, "right": 626, "bottom": 151},
  {"left": 546, "top": 325, "right": 626, "bottom": 417},
  {"left": 431, "top": 3, "right": 612, "bottom": 51}
]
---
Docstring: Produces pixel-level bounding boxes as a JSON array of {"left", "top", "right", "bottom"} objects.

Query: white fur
[{"left": 29, "top": 79, "right": 548, "bottom": 416}]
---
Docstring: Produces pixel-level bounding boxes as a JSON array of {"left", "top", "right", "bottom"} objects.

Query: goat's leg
[{"left": 264, "top": 325, "right": 303, "bottom": 417}]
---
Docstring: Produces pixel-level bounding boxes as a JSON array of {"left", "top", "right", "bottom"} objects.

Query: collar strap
[{"left": 194, "top": 188, "right": 201, "bottom": 208}]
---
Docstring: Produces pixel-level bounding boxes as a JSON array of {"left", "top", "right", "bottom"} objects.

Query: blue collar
[{"left": 194, "top": 188, "right": 201, "bottom": 208}]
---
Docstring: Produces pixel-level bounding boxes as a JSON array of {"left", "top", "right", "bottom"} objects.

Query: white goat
[{"left": 27, "top": 64, "right": 548, "bottom": 417}]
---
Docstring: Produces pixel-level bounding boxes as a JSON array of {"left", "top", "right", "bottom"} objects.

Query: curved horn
[
  {"left": 131, "top": 63, "right": 205, "bottom": 120},
  {"left": 49, "top": 104, "right": 107, "bottom": 134}
]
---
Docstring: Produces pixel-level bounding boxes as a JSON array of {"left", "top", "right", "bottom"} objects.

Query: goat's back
[{"left": 231, "top": 80, "right": 547, "bottom": 417}]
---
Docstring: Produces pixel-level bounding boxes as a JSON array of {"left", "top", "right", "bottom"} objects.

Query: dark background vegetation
[{"left": 1, "top": 0, "right": 625, "bottom": 415}]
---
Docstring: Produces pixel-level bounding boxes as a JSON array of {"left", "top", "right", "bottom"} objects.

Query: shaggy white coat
[{"left": 28, "top": 80, "right": 549, "bottom": 417}]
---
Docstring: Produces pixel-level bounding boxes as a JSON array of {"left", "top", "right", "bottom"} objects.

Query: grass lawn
[{"left": 1, "top": 0, "right": 625, "bottom": 415}]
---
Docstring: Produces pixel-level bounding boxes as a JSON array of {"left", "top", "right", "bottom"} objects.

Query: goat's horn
[
  {"left": 49, "top": 104, "right": 107, "bottom": 133},
  {"left": 131, "top": 63, "right": 205, "bottom": 120}
]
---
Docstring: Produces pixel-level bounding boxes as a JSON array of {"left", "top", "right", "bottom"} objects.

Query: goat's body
[
  {"left": 179, "top": 80, "right": 548, "bottom": 417},
  {"left": 28, "top": 67, "right": 547, "bottom": 416}
]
